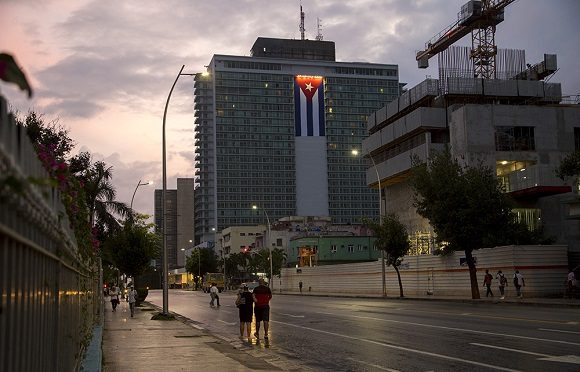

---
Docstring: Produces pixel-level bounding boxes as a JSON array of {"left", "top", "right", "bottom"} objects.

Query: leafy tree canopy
[
  {"left": 410, "top": 148, "right": 538, "bottom": 255},
  {"left": 104, "top": 216, "right": 160, "bottom": 280},
  {"left": 185, "top": 248, "right": 219, "bottom": 277},
  {"left": 364, "top": 214, "right": 410, "bottom": 267},
  {"left": 556, "top": 151, "right": 580, "bottom": 180}
]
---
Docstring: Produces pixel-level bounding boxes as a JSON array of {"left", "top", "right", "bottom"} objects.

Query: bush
[{"left": 136, "top": 288, "right": 148, "bottom": 306}]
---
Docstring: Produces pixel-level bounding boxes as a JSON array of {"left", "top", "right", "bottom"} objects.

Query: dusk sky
[{"left": 1, "top": 0, "right": 579, "bottom": 220}]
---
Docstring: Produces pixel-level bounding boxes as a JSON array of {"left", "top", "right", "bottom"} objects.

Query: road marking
[
  {"left": 313, "top": 311, "right": 580, "bottom": 347},
  {"left": 217, "top": 320, "right": 236, "bottom": 325},
  {"left": 538, "top": 328, "right": 580, "bottom": 335},
  {"left": 470, "top": 342, "right": 549, "bottom": 357},
  {"left": 471, "top": 343, "right": 580, "bottom": 365},
  {"left": 345, "top": 357, "right": 400, "bottom": 371},
  {"left": 365, "top": 306, "right": 573, "bottom": 326},
  {"left": 279, "top": 313, "right": 305, "bottom": 318},
  {"left": 274, "top": 320, "right": 521, "bottom": 372}
]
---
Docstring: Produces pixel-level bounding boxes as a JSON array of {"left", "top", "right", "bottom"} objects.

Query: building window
[
  {"left": 331, "top": 245, "right": 337, "bottom": 253},
  {"left": 348, "top": 245, "right": 354, "bottom": 253},
  {"left": 240, "top": 232, "right": 246, "bottom": 236},
  {"left": 357, "top": 244, "right": 363, "bottom": 251},
  {"left": 495, "top": 126, "right": 535, "bottom": 151},
  {"left": 276, "top": 238, "right": 283, "bottom": 246}
]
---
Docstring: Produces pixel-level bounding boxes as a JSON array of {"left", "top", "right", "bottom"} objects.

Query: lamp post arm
[
  {"left": 161, "top": 64, "right": 185, "bottom": 315},
  {"left": 368, "top": 154, "right": 381, "bottom": 217},
  {"left": 130, "top": 179, "right": 142, "bottom": 210}
]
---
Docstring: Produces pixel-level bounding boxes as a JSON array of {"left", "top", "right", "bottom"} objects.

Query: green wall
[{"left": 289, "top": 236, "right": 378, "bottom": 266}]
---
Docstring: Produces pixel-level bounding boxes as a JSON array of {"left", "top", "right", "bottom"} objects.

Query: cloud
[{"left": 2, "top": 0, "right": 580, "bottom": 227}]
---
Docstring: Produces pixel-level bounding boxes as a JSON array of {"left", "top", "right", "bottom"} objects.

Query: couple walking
[{"left": 236, "top": 278, "right": 272, "bottom": 342}]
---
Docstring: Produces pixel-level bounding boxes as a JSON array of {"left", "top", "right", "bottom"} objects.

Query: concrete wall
[{"left": 280, "top": 245, "right": 569, "bottom": 298}]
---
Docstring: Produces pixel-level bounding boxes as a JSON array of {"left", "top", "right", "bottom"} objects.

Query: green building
[{"left": 289, "top": 235, "right": 378, "bottom": 267}]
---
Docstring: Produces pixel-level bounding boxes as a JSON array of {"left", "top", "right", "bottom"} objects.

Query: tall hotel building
[{"left": 193, "top": 37, "right": 400, "bottom": 244}]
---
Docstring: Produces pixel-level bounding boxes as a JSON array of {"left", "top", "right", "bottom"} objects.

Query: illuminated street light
[
  {"left": 352, "top": 149, "right": 387, "bottom": 297},
  {"left": 161, "top": 65, "right": 196, "bottom": 315},
  {"left": 252, "top": 205, "right": 273, "bottom": 288}
]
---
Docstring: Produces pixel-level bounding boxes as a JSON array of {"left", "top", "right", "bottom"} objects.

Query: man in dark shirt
[{"left": 252, "top": 278, "right": 273, "bottom": 341}]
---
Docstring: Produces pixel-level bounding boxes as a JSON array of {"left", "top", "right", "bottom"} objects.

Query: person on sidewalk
[
  {"left": 496, "top": 270, "right": 508, "bottom": 299},
  {"left": 128, "top": 286, "right": 138, "bottom": 317},
  {"left": 483, "top": 269, "right": 494, "bottom": 297},
  {"left": 210, "top": 283, "right": 220, "bottom": 307},
  {"left": 513, "top": 270, "right": 525, "bottom": 298},
  {"left": 235, "top": 285, "right": 254, "bottom": 341},
  {"left": 299, "top": 281, "right": 303, "bottom": 294},
  {"left": 110, "top": 285, "right": 120, "bottom": 312},
  {"left": 566, "top": 270, "right": 577, "bottom": 299},
  {"left": 253, "top": 278, "right": 272, "bottom": 342}
]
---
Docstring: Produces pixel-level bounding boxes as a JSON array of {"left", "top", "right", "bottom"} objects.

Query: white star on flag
[{"left": 305, "top": 82, "right": 313, "bottom": 91}]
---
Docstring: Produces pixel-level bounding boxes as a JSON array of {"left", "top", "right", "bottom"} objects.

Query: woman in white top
[
  {"left": 128, "top": 286, "right": 138, "bottom": 317},
  {"left": 110, "top": 286, "right": 120, "bottom": 312}
]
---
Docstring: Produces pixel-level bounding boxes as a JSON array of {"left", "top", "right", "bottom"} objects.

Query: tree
[
  {"left": 103, "top": 217, "right": 160, "bottom": 287},
  {"left": 556, "top": 151, "right": 580, "bottom": 183},
  {"left": 185, "top": 248, "right": 218, "bottom": 277},
  {"left": 77, "top": 160, "right": 131, "bottom": 230},
  {"left": 271, "top": 248, "right": 287, "bottom": 277},
  {"left": 410, "top": 148, "right": 536, "bottom": 299},
  {"left": 364, "top": 214, "right": 410, "bottom": 297}
]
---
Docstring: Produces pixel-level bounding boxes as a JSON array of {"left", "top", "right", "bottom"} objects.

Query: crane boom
[{"left": 416, "top": 0, "right": 516, "bottom": 78}]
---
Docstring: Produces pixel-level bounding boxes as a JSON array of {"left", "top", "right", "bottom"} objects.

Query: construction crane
[{"left": 416, "top": 0, "right": 516, "bottom": 79}]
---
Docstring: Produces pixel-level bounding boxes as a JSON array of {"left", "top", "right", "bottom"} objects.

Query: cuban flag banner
[{"left": 294, "top": 75, "right": 325, "bottom": 137}]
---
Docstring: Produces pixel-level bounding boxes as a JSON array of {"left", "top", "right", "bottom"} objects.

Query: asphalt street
[{"left": 146, "top": 289, "right": 580, "bottom": 372}]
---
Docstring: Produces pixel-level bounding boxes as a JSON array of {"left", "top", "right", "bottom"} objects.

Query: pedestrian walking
[
  {"left": 513, "top": 270, "right": 525, "bottom": 298},
  {"left": 483, "top": 269, "right": 494, "bottom": 297},
  {"left": 566, "top": 269, "right": 577, "bottom": 299},
  {"left": 299, "top": 281, "right": 303, "bottom": 293},
  {"left": 110, "top": 285, "right": 120, "bottom": 312},
  {"left": 253, "top": 278, "right": 273, "bottom": 342},
  {"left": 128, "top": 286, "right": 138, "bottom": 317},
  {"left": 496, "top": 270, "right": 508, "bottom": 299},
  {"left": 210, "top": 282, "right": 220, "bottom": 307},
  {"left": 235, "top": 285, "right": 254, "bottom": 341}
]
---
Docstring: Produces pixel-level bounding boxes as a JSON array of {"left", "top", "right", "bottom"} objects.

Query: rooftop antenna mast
[
  {"left": 300, "top": 4, "right": 306, "bottom": 40},
  {"left": 316, "top": 18, "right": 324, "bottom": 41}
]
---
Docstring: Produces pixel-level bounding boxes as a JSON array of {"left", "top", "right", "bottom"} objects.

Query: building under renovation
[{"left": 362, "top": 0, "right": 580, "bottom": 260}]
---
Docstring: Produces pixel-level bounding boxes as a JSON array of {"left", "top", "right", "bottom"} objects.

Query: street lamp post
[
  {"left": 252, "top": 205, "right": 273, "bottom": 289},
  {"left": 162, "top": 65, "right": 195, "bottom": 315},
  {"left": 352, "top": 149, "right": 387, "bottom": 297},
  {"left": 130, "top": 180, "right": 153, "bottom": 209}
]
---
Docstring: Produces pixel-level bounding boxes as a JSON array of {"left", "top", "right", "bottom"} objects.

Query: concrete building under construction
[{"left": 362, "top": 45, "right": 580, "bottom": 259}]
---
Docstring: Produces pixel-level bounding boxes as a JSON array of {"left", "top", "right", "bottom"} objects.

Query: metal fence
[{"left": 0, "top": 95, "right": 100, "bottom": 372}]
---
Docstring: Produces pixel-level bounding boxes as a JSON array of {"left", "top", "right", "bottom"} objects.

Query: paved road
[{"left": 147, "top": 289, "right": 580, "bottom": 371}]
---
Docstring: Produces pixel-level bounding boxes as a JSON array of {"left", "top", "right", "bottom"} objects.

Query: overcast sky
[{"left": 1, "top": 0, "right": 579, "bottom": 220}]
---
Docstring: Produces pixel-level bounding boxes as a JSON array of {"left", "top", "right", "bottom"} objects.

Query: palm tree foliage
[{"left": 74, "top": 157, "right": 131, "bottom": 231}]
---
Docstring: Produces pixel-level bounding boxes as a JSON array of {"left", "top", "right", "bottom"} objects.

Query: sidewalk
[{"left": 102, "top": 299, "right": 289, "bottom": 371}]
